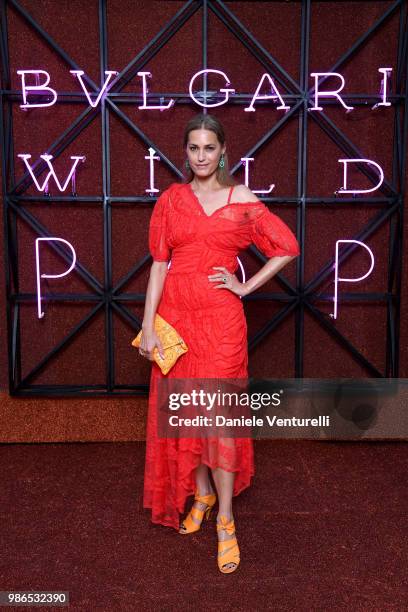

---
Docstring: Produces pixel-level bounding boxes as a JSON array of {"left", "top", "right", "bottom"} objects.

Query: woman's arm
[
  {"left": 140, "top": 261, "right": 169, "bottom": 360},
  {"left": 242, "top": 255, "right": 296, "bottom": 296},
  {"left": 142, "top": 261, "right": 168, "bottom": 330}
]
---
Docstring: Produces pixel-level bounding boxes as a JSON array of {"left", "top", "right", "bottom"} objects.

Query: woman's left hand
[{"left": 208, "top": 266, "right": 247, "bottom": 297}]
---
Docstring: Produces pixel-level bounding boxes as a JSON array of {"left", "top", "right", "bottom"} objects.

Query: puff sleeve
[
  {"left": 148, "top": 189, "right": 171, "bottom": 262},
  {"left": 250, "top": 205, "right": 300, "bottom": 258}
]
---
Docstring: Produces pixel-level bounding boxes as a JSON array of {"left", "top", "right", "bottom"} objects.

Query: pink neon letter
[
  {"left": 309, "top": 73, "right": 354, "bottom": 112},
  {"left": 333, "top": 240, "right": 375, "bottom": 319},
  {"left": 189, "top": 70, "right": 235, "bottom": 108},
  {"left": 240, "top": 158, "right": 275, "bottom": 194},
  {"left": 18, "top": 154, "right": 86, "bottom": 193},
  {"left": 377, "top": 68, "right": 392, "bottom": 107},
  {"left": 145, "top": 147, "right": 161, "bottom": 194},
  {"left": 17, "top": 70, "right": 57, "bottom": 109},
  {"left": 338, "top": 158, "right": 384, "bottom": 194},
  {"left": 70, "top": 70, "right": 118, "bottom": 107},
  {"left": 35, "top": 238, "right": 77, "bottom": 318},
  {"left": 137, "top": 72, "right": 174, "bottom": 110},
  {"left": 244, "top": 73, "right": 290, "bottom": 112}
]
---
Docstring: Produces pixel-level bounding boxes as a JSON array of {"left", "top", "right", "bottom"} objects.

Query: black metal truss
[{"left": 0, "top": 0, "right": 407, "bottom": 396}]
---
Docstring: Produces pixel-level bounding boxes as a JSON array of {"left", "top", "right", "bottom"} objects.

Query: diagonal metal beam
[
  {"left": 247, "top": 300, "right": 299, "bottom": 353},
  {"left": 309, "top": 110, "right": 398, "bottom": 197},
  {"left": 8, "top": 199, "right": 104, "bottom": 294},
  {"left": 10, "top": 105, "right": 100, "bottom": 196},
  {"left": 304, "top": 199, "right": 400, "bottom": 294},
  {"left": 229, "top": 99, "right": 303, "bottom": 175},
  {"left": 107, "top": 0, "right": 200, "bottom": 94},
  {"left": 304, "top": 298, "right": 384, "bottom": 377},
  {"left": 307, "top": 0, "right": 402, "bottom": 95},
  {"left": 9, "top": 0, "right": 100, "bottom": 92},
  {"left": 19, "top": 301, "right": 105, "bottom": 386},
  {"left": 106, "top": 99, "right": 183, "bottom": 178},
  {"left": 211, "top": 0, "right": 302, "bottom": 95}
]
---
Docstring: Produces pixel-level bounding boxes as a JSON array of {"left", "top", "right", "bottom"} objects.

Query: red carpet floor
[{"left": 1, "top": 440, "right": 407, "bottom": 611}]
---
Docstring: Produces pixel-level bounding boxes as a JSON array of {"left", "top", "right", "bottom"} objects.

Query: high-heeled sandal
[
  {"left": 179, "top": 489, "right": 217, "bottom": 534},
  {"left": 217, "top": 515, "right": 240, "bottom": 573}
]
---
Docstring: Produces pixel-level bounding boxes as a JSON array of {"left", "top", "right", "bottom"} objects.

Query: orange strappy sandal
[
  {"left": 217, "top": 515, "right": 240, "bottom": 573},
  {"left": 179, "top": 490, "right": 217, "bottom": 534}
]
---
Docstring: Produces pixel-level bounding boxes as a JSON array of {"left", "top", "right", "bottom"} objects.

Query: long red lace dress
[{"left": 143, "top": 181, "right": 300, "bottom": 529}]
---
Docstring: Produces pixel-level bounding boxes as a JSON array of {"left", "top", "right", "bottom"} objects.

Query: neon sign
[
  {"left": 144, "top": 148, "right": 161, "bottom": 194},
  {"left": 18, "top": 153, "right": 385, "bottom": 198},
  {"left": 17, "top": 69, "right": 57, "bottom": 109},
  {"left": 244, "top": 73, "right": 290, "bottom": 112},
  {"left": 69, "top": 70, "right": 119, "bottom": 107},
  {"left": 17, "top": 67, "right": 392, "bottom": 111},
  {"left": 189, "top": 69, "right": 236, "bottom": 107},
  {"left": 241, "top": 158, "right": 275, "bottom": 194},
  {"left": 375, "top": 67, "right": 392, "bottom": 108},
  {"left": 337, "top": 158, "right": 384, "bottom": 194},
  {"left": 35, "top": 238, "right": 77, "bottom": 319},
  {"left": 332, "top": 240, "right": 375, "bottom": 320},
  {"left": 16, "top": 67, "right": 392, "bottom": 319},
  {"left": 18, "top": 154, "right": 86, "bottom": 193},
  {"left": 309, "top": 72, "right": 355, "bottom": 112}
]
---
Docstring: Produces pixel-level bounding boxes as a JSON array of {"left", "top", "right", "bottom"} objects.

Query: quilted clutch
[{"left": 131, "top": 312, "right": 188, "bottom": 375}]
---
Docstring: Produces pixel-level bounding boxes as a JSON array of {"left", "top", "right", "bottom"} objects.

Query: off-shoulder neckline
[{"left": 183, "top": 182, "right": 262, "bottom": 218}]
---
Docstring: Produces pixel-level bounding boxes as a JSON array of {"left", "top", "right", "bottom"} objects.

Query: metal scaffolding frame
[{"left": 0, "top": 0, "right": 407, "bottom": 396}]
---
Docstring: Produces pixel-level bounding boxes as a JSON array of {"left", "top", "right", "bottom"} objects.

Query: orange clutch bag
[{"left": 131, "top": 313, "right": 188, "bottom": 375}]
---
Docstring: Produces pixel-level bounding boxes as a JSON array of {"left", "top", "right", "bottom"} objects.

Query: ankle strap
[
  {"left": 195, "top": 490, "right": 216, "bottom": 503},
  {"left": 217, "top": 515, "right": 235, "bottom": 534}
]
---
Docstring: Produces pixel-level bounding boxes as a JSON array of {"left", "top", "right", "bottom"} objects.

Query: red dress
[{"left": 143, "top": 181, "right": 300, "bottom": 529}]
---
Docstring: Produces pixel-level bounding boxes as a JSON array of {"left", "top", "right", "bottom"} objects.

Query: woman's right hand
[{"left": 139, "top": 327, "right": 165, "bottom": 361}]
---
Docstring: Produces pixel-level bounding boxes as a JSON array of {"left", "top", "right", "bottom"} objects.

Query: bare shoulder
[{"left": 232, "top": 184, "right": 260, "bottom": 203}]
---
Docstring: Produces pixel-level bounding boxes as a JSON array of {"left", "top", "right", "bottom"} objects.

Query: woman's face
[{"left": 186, "top": 129, "right": 226, "bottom": 179}]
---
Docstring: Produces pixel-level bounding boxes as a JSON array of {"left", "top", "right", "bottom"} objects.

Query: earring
[
  {"left": 218, "top": 154, "right": 225, "bottom": 169},
  {"left": 185, "top": 159, "right": 190, "bottom": 169}
]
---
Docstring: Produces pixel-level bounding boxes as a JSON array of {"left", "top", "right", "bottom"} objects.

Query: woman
[{"left": 140, "top": 113, "right": 300, "bottom": 573}]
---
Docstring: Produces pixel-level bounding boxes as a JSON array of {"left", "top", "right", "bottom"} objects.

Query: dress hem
[{"left": 143, "top": 457, "right": 255, "bottom": 531}]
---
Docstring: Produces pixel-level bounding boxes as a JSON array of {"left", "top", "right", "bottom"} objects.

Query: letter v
[{"left": 70, "top": 70, "right": 118, "bottom": 107}]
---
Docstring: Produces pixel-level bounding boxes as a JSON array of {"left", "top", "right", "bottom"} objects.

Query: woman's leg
[
  {"left": 211, "top": 436, "right": 237, "bottom": 520},
  {"left": 179, "top": 463, "right": 215, "bottom": 531},
  {"left": 211, "top": 466, "right": 233, "bottom": 518},
  {"left": 195, "top": 463, "right": 215, "bottom": 497},
  {"left": 211, "top": 466, "right": 237, "bottom": 571}
]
